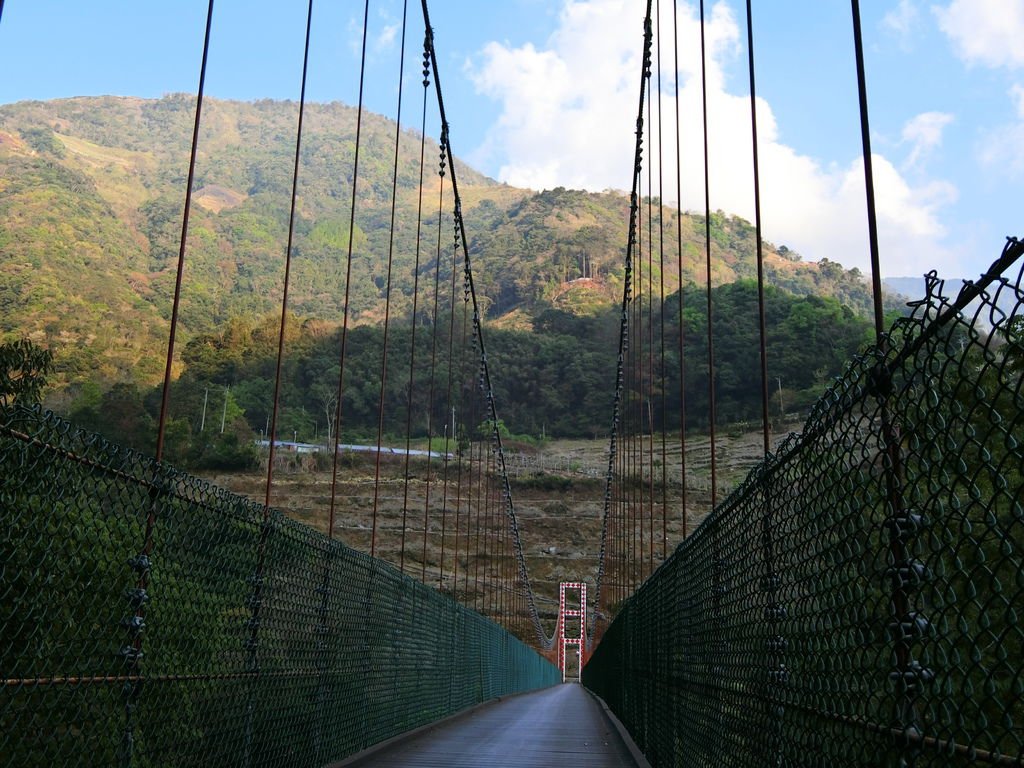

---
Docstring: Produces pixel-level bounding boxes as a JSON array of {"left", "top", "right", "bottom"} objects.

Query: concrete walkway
[{"left": 337, "top": 683, "right": 646, "bottom": 767}]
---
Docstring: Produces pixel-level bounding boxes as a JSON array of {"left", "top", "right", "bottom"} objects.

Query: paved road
[{"left": 340, "top": 683, "right": 644, "bottom": 767}]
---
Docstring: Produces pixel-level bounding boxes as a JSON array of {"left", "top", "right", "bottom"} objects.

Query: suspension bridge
[{"left": 1, "top": 1, "right": 1023, "bottom": 766}]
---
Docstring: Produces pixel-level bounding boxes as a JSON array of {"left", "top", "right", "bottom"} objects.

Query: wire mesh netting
[
  {"left": 584, "top": 240, "right": 1024, "bottom": 766},
  {"left": 0, "top": 407, "right": 559, "bottom": 767}
]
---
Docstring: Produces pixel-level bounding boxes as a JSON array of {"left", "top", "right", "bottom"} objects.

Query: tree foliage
[
  {"left": 0, "top": 96, "right": 897, "bottom": 416},
  {"left": 0, "top": 339, "right": 53, "bottom": 407}
]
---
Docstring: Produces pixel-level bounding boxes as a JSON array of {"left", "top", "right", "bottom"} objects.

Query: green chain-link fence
[
  {"left": 584, "top": 239, "right": 1024, "bottom": 766},
  {"left": 0, "top": 405, "right": 558, "bottom": 767}
]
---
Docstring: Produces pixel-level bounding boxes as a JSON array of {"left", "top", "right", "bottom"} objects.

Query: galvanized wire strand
[
  {"left": 370, "top": 0, "right": 409, "bottom": 557},
  {"left": 472, "top": 439, "right": 484, "bottom": 611},
  {"left": 744, "top": 0, "right": 771, "bottom": 456},
  {"left": 636, "top": 114, "right": 646, "bottom": 588},
  {"left": 421, "top": 2, "right": 550, "bottom": 647},
  {"left": 847, "top": 7, "right": 919, "bottom": 739},
  {"left": 850, "top": 0, "right": 885, "bottom": 340},
  {"left": 628, "top": 288, "right": 638, "bottom": 593},
  {"left": 743, "top": 6, "right": 781, "bottom": 756},
  {"left": 418, "top": 136, "right": 447, "bottom": 578},
  {"left": 370, "top": 0, "right": 409, "bottom": 540},
  {"left": 437, "top": 218, "right": 462, "bottom": 590},
  {"left": 656, "top": 0, "right": 668, "bottom": 560},
  {"left": 646, "top": 64, "right": 656, "bottom": 578},
  {"left": 434, "top": 214, "right": 462, "bottom": 593},
  {"left": 699, "top": 0, "right": 718, "bottom": 509},
  {"left": 263, "top": 0, "right": 315, "bottom": 509},
  {"left": 246, "top": 8, "right": 316, "bottom": 761},
  {"left": 672, "top": 0, "right": 689, "bottom": 539},
  {"left": 591, "top": 1, "right": 653, "bottom": 640},
  {"left": 462, "top": 375, "right": 479, "bottom": 603},
  {"left": 327, "top": 0, "right": 370, "bottom": 545},
  {"left": 478, "top": 443, "right": 489, "bottom": 614},
  {"left": 399, "top": 36, "right": 431, "bottom": 575},
  {"left": 452, "top": 291, "right": 471, "bottom": 594},
  {"left": 155, "top": 0, "right": 215, "bottom": 463},
  {"left": 485, "top": 447, "right": 496, "bottom": 618},
  {"left": 124, "top": 10, "right": 216, "bottom": 751}
]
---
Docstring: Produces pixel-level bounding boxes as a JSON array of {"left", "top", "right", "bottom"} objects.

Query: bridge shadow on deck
[{"left": 334, "top": 683, "right": 647, "bottom": 768}]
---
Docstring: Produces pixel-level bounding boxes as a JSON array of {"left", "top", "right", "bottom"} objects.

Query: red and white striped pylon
[{"left": 557, "top": 582, "right": 587, "bottom": 681}]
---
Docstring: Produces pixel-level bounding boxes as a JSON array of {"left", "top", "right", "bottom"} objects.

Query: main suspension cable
[
  {"left": 592, "top": 0, "right": 653, "bottom": 638},
  {"left": 421, "top": 0, "right": 550, "bottom": 646}
]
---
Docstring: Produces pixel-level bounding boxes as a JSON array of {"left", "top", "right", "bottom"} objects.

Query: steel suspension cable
[
  {"left": 626, "top": 280, "right": 634, "bottom": 593},
  {"left": 125, "top": 7, "right": 215, "bottom": 762},
  {"left": 421, "top": 1, "right": 550, "bottom": 646},
  {"left": 646, "top": 65, "right": 656, "bottom": 578},
  {"left": 263, "top": 0, "right": 314, "bottom": 508},
  {"left": 437, "top": 213, "right": 462, "bottom": 588},
  {"left": 327, "top": 0, "right": 371, "bottom": 546},
  {"left": 850, "top": 1, "right": 918, "bottom": 740},
  {"left": 399, "top": 35, "right": 432, "bottom": 574},
  {"left": 419, "top": 138, "right": 447, "bottom": 578},
  {"left": 672, "top": 0, "right": 688, "bottom": 539},
  {"left": 745, "top": 0, "right": 771, "bottom": 456},
  {"left": 698, "top": 0, "right": 718, "bottom": 509},
  {"left": 246, "top": 4, "right": 314, "bottom": 764},
  {"left": 592, "top": 1, "right": 653, "bottom": 639},
  {"left": 744, "top": 6, "right": 782, "bottom": 758},
  {"left": 636, "top": 113, "right": 645, "bottom": 587},
  {"left": 462, "top": 341, "right": 479, "bottom": 603},
  {"left": 371, "top": 0, "right": 410, "bottom": 557},
  {"left": 155, "top": 0, "right": 215, "bottom": 462},
  {"left": 452, "top": 282, "right": 471, "bottom": 596},
  {"left": 850, "top": 0, "right": 885, "bottom": 339},
  {"left": 472, "top": 436, "right": 484, "bottom": 611},
  {"left": 655, "top": 0, "right": 668, "bottom": 560},
  {"left": 489, "top": 450, "right": 501, "bottom": 618}
]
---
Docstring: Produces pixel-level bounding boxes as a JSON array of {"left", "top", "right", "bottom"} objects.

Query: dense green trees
[
  {"left": 2, "top": 96, "right": 893, "bottom": 409},
  {"left": 0, "top": 339, "right": 53, "bottom": 407},
  {"left": 46, "top": 280, "right": 875, "bottom": 463}
]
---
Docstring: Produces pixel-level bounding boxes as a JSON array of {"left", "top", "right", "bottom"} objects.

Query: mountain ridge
[{"left": 1, "top": 95, "right": 897, "bottom": 396}]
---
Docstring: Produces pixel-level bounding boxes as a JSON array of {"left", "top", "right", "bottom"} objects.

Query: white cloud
[
  {"left": 934, "top": 0, "right": 1024, "bottom": 70},
  {"left": 977, "top": 84, "right": 1024, "bottom": 177},
  {"left": 1011, "top": 84, "right": 1024, "bottom": 117},
  {"left": 468, "top": 0, "right": 960, "bottom": 276},
  {"left": 901, "top": 111, "right": 954, "bottom": 169},
  {"left": 883, "top": 0, "right": 921, "bottom": 48},
  {"left": 375, "top": 24, "right": 398, "bottom": 52}
]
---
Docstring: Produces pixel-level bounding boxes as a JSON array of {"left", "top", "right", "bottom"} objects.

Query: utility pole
[
  {"left": 776, "top": 377, "right": 783, "bottom": 418},
  {"left": 220, "top": 385, "right": 229, "bottom": 434},
  {"left": 200, "top": 387, "right": 208, "bottom": 432}
]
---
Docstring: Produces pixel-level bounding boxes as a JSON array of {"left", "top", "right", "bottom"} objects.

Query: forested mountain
[{"left": 0, "top": 95, "right": 897, "bottom": 456}]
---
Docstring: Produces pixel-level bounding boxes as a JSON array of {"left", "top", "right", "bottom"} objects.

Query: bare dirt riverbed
[{"left": 209, "top": 421, "right": 801, "bottom": 639}]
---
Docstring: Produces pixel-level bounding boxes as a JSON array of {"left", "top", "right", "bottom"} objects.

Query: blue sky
[{"left": 1, "top": 0, "right": 1022, "bottom": 280}]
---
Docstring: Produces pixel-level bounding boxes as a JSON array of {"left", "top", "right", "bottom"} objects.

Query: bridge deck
[{"left": 338, "top": 683, "right": 645, "bottom": 767}]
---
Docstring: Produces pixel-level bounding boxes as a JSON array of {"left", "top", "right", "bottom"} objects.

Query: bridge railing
[
  {"left": 584, "top": 242, "right": 1024, "bottom": 766},
  {"left": 0, "top": 406, "right": 559, "bottom": 767}
]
